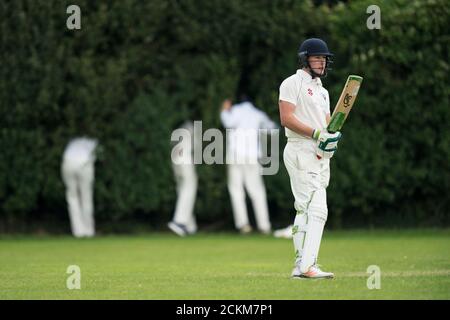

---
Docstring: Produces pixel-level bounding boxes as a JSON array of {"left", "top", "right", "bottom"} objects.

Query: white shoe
[
  {"left": 239, "top": 225, "right": 253, "bottom": 234},
  {"left": 274, "top": 225, "right": 293, "bottom": 239},
  {"left": 168, "top": 222, "right": 188, "bottom": 237},
  {"left": 292, "top": 265, "right": 334, "bottom": 279},
  {"left": 291, "top": 265, "right": 301, "bottom": 277},
  {"left": 260, "top": 229, "right": 272, "bottom": 235}
]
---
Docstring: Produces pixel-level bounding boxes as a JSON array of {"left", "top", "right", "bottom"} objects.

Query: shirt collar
[{"left": 296, "top": 69, "right": 322, "bottom": 86}]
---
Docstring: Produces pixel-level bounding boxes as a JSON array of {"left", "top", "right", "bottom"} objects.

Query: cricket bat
[{"left": 327, "top": 75, "right": 363, "bottom": 133}]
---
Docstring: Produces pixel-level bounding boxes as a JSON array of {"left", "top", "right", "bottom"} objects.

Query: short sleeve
[{"left": 279, "top": 77, "right": 298, "bottom": 106}]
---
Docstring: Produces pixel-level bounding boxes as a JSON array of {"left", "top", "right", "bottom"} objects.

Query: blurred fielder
[
  {"left": 168, "top": 120, "right": 198, "bottom": 236},
  {"left": 61, "top": 137, "right": 98, "bottom": 238},
  {"left": 279, "top": 38, "right": 342, "bottom": 279},
  {"left": 221, "top": 95, "right": 277, "bottom": 234}
]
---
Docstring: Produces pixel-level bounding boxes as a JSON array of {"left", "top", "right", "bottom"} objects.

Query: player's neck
[
  {"left": 302, "top": 67, "right": 322, "bottom": 79},
  {"left": 302, "top": 67, "right": 311, "bottom": 76},
  {"left": 301, "top": 68, "right": 316, "bottom": 79}
]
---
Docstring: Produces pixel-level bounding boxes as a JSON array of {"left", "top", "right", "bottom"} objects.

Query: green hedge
[{"left": 1, "top": 0, "right": 448, "bottom": 231}]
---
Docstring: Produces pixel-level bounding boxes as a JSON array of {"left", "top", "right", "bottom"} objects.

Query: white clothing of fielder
[
  {"left": 279, "top": 69, "right": 331, "bottom": 273},
  {"left": 221, "top": 101, "right": 276, "bottom": 233},
  {"left": 61, "top": 137, "right": 97, "bottom": 238},
  {"left": 170, "top": 121, "right": 198, "bottom": 235},
  {"left": 273, "top": 224, "right": 294, "bottom": 239}
]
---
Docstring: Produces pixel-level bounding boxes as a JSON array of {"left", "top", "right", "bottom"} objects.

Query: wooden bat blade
[{"left": 327, "top": 75, "right": 363, "bottom": 133}]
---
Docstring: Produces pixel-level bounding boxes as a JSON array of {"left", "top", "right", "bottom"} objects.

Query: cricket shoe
[
  {"left": 273, "top": 225, "right": 293, "bottom": 239},
  {"left": 168, "top": 221, "right": 189, "bottom": 237},
  {"left": 291, "top": 265, "right": 334, "bottom": 279},
  {"left": 239, "top": 224, "right": 253, "bottom": 234}
]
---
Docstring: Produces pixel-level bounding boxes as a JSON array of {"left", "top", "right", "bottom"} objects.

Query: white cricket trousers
[
  {"left": 172, "top": 163, "right": 198, "bottom": 233},
  {"left": 227, "top": 163, "right": 271, "bottom": 232},
  {"left": 283, "top": 138, "right": 330, "bottom": 273},
  {"left": 62, "top": 159, "right": 95, "bottom": 237}
]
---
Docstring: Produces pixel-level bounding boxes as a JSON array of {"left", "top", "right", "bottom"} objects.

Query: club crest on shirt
[{"left": 307, "top": 88, "right": 313, "bottom": 96}]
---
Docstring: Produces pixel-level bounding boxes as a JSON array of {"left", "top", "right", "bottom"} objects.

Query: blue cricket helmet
[{"left": 298, "top": 38, "right": 334, "bottom": 77}]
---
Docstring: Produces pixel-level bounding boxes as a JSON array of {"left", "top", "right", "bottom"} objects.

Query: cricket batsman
[{"left": 278, "top": 38, "right": 342, "bottom": 279}]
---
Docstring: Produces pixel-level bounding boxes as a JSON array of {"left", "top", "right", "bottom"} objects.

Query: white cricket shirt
[
  {"left": 63, "top": 137, "right": 97, "bottom": 165},
  {"left": 221, "top": 101, "right": 277, "bottom": 164},
  {"left": 171, "top": 121, "right": 195, "bottom": 165},
  {"left": 279, "top": 69, "right": 330, "bottom": 139}
]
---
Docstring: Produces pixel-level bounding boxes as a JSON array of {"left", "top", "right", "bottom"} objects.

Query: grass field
[{"left": 0, "top": 229, "right": 449, "bottom": 299}]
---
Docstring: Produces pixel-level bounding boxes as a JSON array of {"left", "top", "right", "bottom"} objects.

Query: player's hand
[
  {"left": 221, "top": 99, "right": 232, "bottom": 111},
  {"left": 313, "top": 129, "right": 342, "bottom": 159},
  {"left": 312, "top": 129, "right": 341, "bottom": 142}
]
